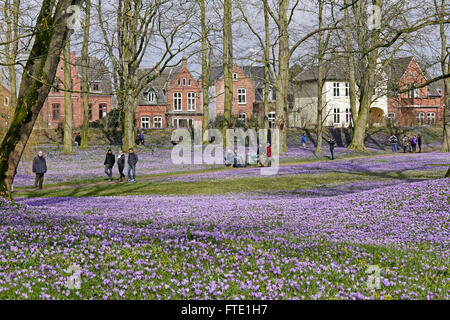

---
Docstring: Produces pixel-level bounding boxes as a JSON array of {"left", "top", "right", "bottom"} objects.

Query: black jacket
[
  {"left": 104, "top": 153, "right": 115, "bottom": 166},
  {"left": 75, "top": 135, "right": 81, "bottom": 144},
  {"left": 128, "top": 153, "right": 138, "bottom": 166},
  {"left": 329, "top": 139, "right": 336, "bottom": 150},
  {"left": 117, "top": 154, "right": 125, "bottom": 167},
  {"left": 32, "top": 156, "right": 47, "bottom": 174}
]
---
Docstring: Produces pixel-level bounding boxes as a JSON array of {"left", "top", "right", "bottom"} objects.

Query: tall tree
[
  {"left": 97, "top": 0, "right": 197, "bottom": 151},
  {"left": 223, "top": 0, "right": 233, "bottom": 145},
  {"left": 62, "top": 38, "right": 73, "bottom": 154},
  {"left": 200, "top": 0, "right": 211, "bottom": 144},
  {"left": 0, "top": 0, "right": 84, "bottom": 199},
  {"left": 1, "top": 0, "right": 21, "bottom": 129},
  {"left": 80, "top": 0, "right": 91, "bottom": 149}
]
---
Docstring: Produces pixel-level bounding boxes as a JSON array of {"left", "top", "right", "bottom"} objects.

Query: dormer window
[
  {"left": 144, "top": 90, "right": 156, "bottom": 103},
  {"left": 92, "top": 82, "right": 101, "bottom": 92},
  {"left": 233, "top": 73, "right": 238, "bottom": 80}
]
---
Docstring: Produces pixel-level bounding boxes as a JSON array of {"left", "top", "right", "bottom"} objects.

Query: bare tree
[
  {"left": 222, "top": 0, "right": 233, "bottom": 145},
  {"left": 0, "top": 0, "right": 84, "bottom": 199},
  {"left": 80, "top": 0, "right": 91, "bottom": 149},
  {"left": 62, "top": 38, "right": 73, "bottom": 154}
]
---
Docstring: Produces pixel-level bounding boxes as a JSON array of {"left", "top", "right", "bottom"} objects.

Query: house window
[
  {"left": 173, "top": 118, "right": 193, "bottom": 128},
  {"left": 187, "top": 92, "right": 196, "bottom": 111},
  {"left": 416, "top": 112, "right": 425, "bottom": 125},
  {"left": 177, "top": 79, "right": 181, "bottom": 86},
  {"left": 188, "top": 79, "right": 192, "bottom": 86},
  {"left": 427, "top": 112, "right": 436, "bottom": 125},
  {"left": 183, "top": 78, "right": 186, "bottom": 86},
  {"left": 233, "top": 73, "right": 238, "bottom": 80},
  {"left": 388, "top": 112, "right": 396, "bottom": 124},
  {"left": 145, "top": 91, "right": 156, "bottom": 103},
  {"left": 238, "top": 113, "right": 247, "bottom": 124},
  {"left": 53, "top": 85, "right": 59, "bottom": 93},
  {"left": 88, "top": 104, "right": 92, "bottom": 120},
  {"left": 333, "top": 108, "right": 340, "bottom": 124},
  {"left": 99, "top": 104, "right": 107, "bottom": 119},
  {"left": 153, "top": 116, "right": 162, "bottom": 128},
  {"left": 345, "top": 82, "right": 349, "bottom": 97},
  {"left": 173, "top": 92, "right": 182, "bottom": 111},
  {"left": 333, "top": 82, "right": 340, "bottom": 97},
  {"left": 4, "top": 97, "right": 9, "bottom": 106},
  {"left": 345, "top": 108, "right": 352, "bottom": 124},
  {"left": 414, "top": 88, "right": 420, "bottom": 98},
  {"left": 141, "top": 117, "right": 150, "bottom": 129},
  {"left": 268, "top": 112, "right": 275, "bottom": 128},
  {"left": 238, "top": 88, "right": 246, "bottom": 104},
  {"left": 92, "top": 82, "right": 101, "bottom": 92},
  {"left": 52, "top": 104, "right": 60, "bottom": 120}
]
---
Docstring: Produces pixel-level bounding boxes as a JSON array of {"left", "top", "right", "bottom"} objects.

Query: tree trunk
[
  {"left": 315, "top": 0, "right": 326, "bottom": 154},
  {"left": 263, "top": 0, "right": 270, "bottom": 133},
  {"left": 200, "top": 0, "right": 210, "bottom": 144},
  {"left": 62, "top": 38, "right": 74, "bottom": 154},
  {"left": 80, "top": 0, "right": 91, "bottom": 149},
  {"left": 122, "top": 91, "right": 137, "bottom": 151},
  {"left": 0, "top": 0, "right": 81, "bottom": 199},
  {"left": 275, "top": 0, "right": 289, "bottom": 153},
  {"left": 222, "top": 0, "right": 233, "bottom": 146}
]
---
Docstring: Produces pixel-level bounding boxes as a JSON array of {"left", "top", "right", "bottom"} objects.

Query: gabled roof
[
  {"left": 74, "top": 56, "right": 113, "bottom": 95},
  {"left": 137, "top": 66, "right": 182, "bottom": 106},
  {"left": 209, "top": 65, "right": 273, "bottom": 86},
  {"left": 293, "top": 61, "right": 348, "bottom": 82}
]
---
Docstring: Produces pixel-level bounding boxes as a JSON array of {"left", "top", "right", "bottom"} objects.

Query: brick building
[
  {"left": 37, "top": 52, "right": 113, "bottom": 129},
  {"left": 136, "top": 58, "right": 203, "bottom": 129},
  {"left": 0, "top": 83, "right": 11, "bottom": 130},
  {"left": 208, "top": 64, "right": 275, "bottom": 125},
  {"left": 386, "top": 56, "right": 444, "bottom": 126}
]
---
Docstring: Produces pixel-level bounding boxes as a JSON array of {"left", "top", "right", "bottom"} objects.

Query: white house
[{"left": 290, "top": 62, "right": 388, "bottom": 128}]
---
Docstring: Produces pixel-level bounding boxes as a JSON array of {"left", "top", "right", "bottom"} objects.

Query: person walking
[
  {"left": 117, "top": 150, "right": 126, "bottom": 182},
  {"left": 301, "top": 133, "right": 307, "bottom": 148},
  {"left": 75, "top": 132, "right": 81, "bottom": 147},
  {"left": 411, "top": 135, "right": 417, "bottom": 152},
  {"left": 104, "top": 149, "right": 115, "bottom": 181},
  {"left": 140, "top": 131, "right": 145, "bottom": 146},
  {"left": 32, "top": 151, "right": 47, "bottom": 190},
  {"left": 389, "top": 134, "right": 398, "bottom": 153},
  {"left": 135, "top": 133, "right": 141, "bottom": 146},
  {"left": 266, "top": 143, "right": 272, "bottom": 166},
  {"left": 402, "top": 135, "right": 409, "bottom": 153},
  {"left": 418, "top": 134, "right": 422, "bottom": 153},
  {"left": 328, "top": 138, "right": 336, "bottom": 160},
  {"left": 128, "top": 148, "right": 138, "bottom": 182}
]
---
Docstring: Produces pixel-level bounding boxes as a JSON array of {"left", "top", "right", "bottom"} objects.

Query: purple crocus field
[{"left": 1, "top": 178, "right": 448, "bottom": 300}]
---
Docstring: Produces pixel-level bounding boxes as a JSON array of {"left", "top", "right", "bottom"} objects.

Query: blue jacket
[{"left": 32, "top": 156, "right": 47, "bottom": 174}]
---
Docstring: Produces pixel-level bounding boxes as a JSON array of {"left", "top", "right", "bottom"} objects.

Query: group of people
[
  {"left": 389, "top": 134, "right": 422, "bottom": 153},
  {"left": 135, "top": 131, "right": 145, "bottom": 146},
  {"left": 104, "top": 148, "right": 139, "bottom": 182}
]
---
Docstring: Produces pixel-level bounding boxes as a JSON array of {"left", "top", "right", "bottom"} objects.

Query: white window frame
[
  {"left": 268, "top": 112, "right": 275, "bottom": 128},
  {"left": 188, "top": 79, "right": 192, "bottom": 86},
  {"left": 233, "top": 73, "right": 238, "bottom": 81},
  {"left": 427, "top": 112, "right": 436, "bottom": 124},
  {"left": 238, "top": 113, "right": 247, "bottom": 124},
  {"left": 153, "top": 116, "right": 162, "bottom": 128},
  {"left": 238, "top": 88, "right": 246, "bottom": 104},
  {"left": 345, "top": 108, "right": 352, "bottom": 124},
  {"left": 4, "top": 96, "right": 9, "bottom": 106},
  {"left": 145, "top": 91, "right": 156, "bottom": 103},
  {"left": 92, "top": 82, "right": 102, "bottom": 92},
  {"left": 333, "top": 82, "right": 340, "bottom": 97},
  {"left": 333, "top": 108, "right": 340, "bottom": 124},
  {"left": 173, "top": 92, "right": 182, "bottom": 111},
  {"left": 414, "top": 88, "right": 420, "bottom": 98},
  {"left": 173, "top": 118, "right": 193, "bottom": 128},
  {"left": 416, "top": 112, "right": 425, "bottom": 125},
  {"left": 141, "top": 117, "right": 150, "bottom": 129},
  {"left": 187, "top": 92, "right": 196, "bottom": 111},
  {"left": 345, "top": 82, "right": 349, "bottom": 97}
]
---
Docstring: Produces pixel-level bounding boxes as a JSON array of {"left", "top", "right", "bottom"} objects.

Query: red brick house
[
  {"left": 0, "top": 83, "right": 11, "bottom": 130},
  {"left": 38, "top": 52, "right": 113, "bottom": 129},
  {"left": 207, "top": 64, "right": 275, "bottom": 125},
  {"left": 386, "top": 56, "right": 444, "bottom": 126},
  {"left": 136, "top": 57, "right": 203, "bottom": 129}
]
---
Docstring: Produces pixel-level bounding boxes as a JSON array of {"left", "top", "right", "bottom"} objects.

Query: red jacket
[{"left": 266, "top": 146, "right": 272, "bottom": 157}]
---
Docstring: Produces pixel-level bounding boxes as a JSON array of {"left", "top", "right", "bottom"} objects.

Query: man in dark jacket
[
  {"left": 32, "top": 151, "right": 47, "bottom": 190},
  {"left": 417, "top": 134, "right": 422, "bottom": 153},
  {"left": 328, "top": 138, "right": 336, "bottom": 160},
  {"left": 75, "top": 133, "right": 81, "bottom": 147},
  {"left": 127, "top": 148, "right": 138, "bottom": 182},
  {"left": 104, "top": 149, "right": 115, "bottom": 181},
  {"left": 117, "top": 151, "right": 126, "bottom": 182}
]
